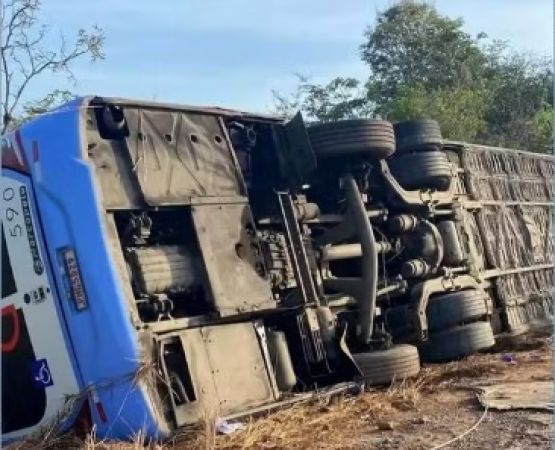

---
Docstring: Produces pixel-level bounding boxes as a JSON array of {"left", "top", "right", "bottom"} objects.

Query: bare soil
[{"left": 10, "top": 332, "right": 552, "bottom": 450}]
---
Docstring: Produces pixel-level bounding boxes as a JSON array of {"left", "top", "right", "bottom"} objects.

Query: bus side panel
[{"left": 459, "top": 144, "right": 553, "bottom": 333}]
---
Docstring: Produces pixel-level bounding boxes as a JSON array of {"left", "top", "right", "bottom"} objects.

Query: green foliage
[
  {"left": 273, "top": 75, "right": 371, "bottom": 122},
  {"left": 21, "top": 89, "right": 74, "bottom": 117},
  {"left": 7, "top": 89, "right": 74, "bottom": 128},
  {"left": 361, "top": 0, "right": 488, "bottom": 113},
  {"left": 387, "top": 84, "right": 490, "bottom": 141},
  {"left": 274, "top": 0, "right": 553, "bottom": 153},
  {"left": 530, "top": 103, "right": 553, "bottom": 152},
  {"left": 481, "top": 51, "right": 552, "bottom": 151}
]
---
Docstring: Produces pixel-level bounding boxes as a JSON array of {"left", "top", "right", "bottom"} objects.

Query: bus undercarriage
[{"left": 1, "top": 97, "right": 552, "bottom": 440}]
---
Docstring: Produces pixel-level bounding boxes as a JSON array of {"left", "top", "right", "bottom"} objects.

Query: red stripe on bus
[
  {"left": 2, "top": 130, "right": 29, "bottom": 173},
  {"left": 95, "top": 401, "right": 108, "bottom": 423},
  {"left": 1, "top": 305, "right": 21, "bottom": 353}
]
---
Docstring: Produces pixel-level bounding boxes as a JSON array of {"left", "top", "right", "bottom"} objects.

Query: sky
[{"left": 13, "top": 0, "right": 555, "bottom": 114}]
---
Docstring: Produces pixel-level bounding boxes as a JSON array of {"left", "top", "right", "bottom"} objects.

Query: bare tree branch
[{"left": 0, "top": 0, "right": 105, "bottom": 132}]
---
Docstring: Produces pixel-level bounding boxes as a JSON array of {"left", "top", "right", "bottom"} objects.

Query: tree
[
  {"left": 361, "top": 0, "right": 489, "bottom": 115},
  {"left": 528, "top": 103, "right": 553, "bottom": 152},
  {"left": 481, "top": 50, "right": 553, "bottom": 150},
  {"left": 273, "top": 75, "right": 371, "bottom": 122},
  {"left": 387, "top": 83, "right": 491, "bottom": 141},
  {"left": 273, "top": 0, "right": 552, "bottom": 152},
  {"left": 1, "top": 0, "right": 104, "bottom": 132}
]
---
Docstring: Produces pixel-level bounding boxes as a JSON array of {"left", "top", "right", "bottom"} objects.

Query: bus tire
[
  {"left": 388, "top": 151, "right": 452, "bottom": 191},
  {"left": 353, "top": 344, "right": 420, "bottom": 385},
  {"left": 308, "top": 119, "right": 396, "bottom": 160},
  {"left": 427, "top": 289, "right": 489, "bottom": 332},
  {"left": 420, "top": 321, "right": 495, "bottom": 363},
  {"left": 394, "top": 119, "right": 443, "bottom": 153}
]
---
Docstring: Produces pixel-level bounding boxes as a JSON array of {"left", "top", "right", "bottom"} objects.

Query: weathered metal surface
[
  {"left": 88, "top": 96, "right": 282, "bottom": 122},
  {"left": 272, "top": 112, "right": 317, "bottom": 191},
  {"left": 160, "top": 322, "right": 275, "bottom": 426},
  {"left": 456, "top": 143, "right": 553, "bottom": 333},
  {"left": 190, "top": 202, "right": 275, "bottom": 316},
  {"left": 123, "top": 108, "right": 243, "bottom": 205},
  {"left": 477, "top": 381, "right": 553, "bottom": 411},
  {"left": 86, "top": 125, "right": 145, "bottom": 210}
]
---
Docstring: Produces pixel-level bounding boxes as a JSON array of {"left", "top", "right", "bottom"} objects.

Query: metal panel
[
  {"left": 172, "top": 322, "right": 274, "bottom": 425},
  {"left": 124, "top": 108, "right": 243, "bottom": 205},
  {"left": 459, "top": 144, "right": 553, "bottom": 332},
  {"left": 272, "top": 112, "right": 317, "bottom": 191},
  {"left": 173, "top": 329, "right": 218, "bottom": 425},
  {"left": 86, "top": 126, "right": 145, "bottom": 210},
  {"left": 202, "top": 323, "right": 275, "bottom": 414},
  {"left": 191, "top": 202, "right": 275, "bottom": 316}
]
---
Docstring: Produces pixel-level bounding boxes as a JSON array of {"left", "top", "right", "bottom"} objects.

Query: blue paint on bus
[{"left": 6, "top": 98, "right": 165, "bottom": 439}]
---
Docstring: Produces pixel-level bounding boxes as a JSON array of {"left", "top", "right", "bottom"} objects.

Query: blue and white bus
[{"left": 2, "top": 96, "right": 551, "bottom": 443}]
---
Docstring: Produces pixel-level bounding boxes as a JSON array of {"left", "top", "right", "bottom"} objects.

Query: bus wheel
[
  {"left": 388, "top": 151, "right": 452, "bottom": 191},
  {"left": 427, "top": 289, "right": 490, "bottom": 332},
  {"left": 420, "top": 321, "right": 495, "bottom": 363},
  {"left": 353, "top": 344, "right": 420, "bottom": 386},
  {"left": 393, "top": 119, "right": 443, "bottom": 153},
  {"left": 308, "top": 119, "right": 396, "bottom": 160}
]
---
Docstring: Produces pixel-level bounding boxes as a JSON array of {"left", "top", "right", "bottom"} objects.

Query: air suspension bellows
[
  {"left": 321, "top": 241, "right": 392, "bottom": 261},
  {"left": 389, "top": 214, "right": 418, "bottom": 234},
  {"left": 436, "top": 221, "right": 465, "bottom": 265},
  {"left": 401, "top": 259, "right": 431, "bottom": 278}
]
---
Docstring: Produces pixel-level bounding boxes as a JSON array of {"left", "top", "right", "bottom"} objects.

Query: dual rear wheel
[
  {"left": 307, "top": 119, "right": 452, "bottom": 191},
  {"left": 422, "top": 289, "right": 495, "bottom": 362},
  {"left": 307, "top": 119, "right": 495, "bottom": 378}
]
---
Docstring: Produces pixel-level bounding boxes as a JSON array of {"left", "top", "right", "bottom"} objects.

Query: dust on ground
[{"left": 10, "top": 332, "right": 552, "bottom": 450}]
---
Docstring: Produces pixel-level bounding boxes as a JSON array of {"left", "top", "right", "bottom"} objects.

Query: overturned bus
[{"left": 1, "top": 97, "right": 552, "bottom": 441}]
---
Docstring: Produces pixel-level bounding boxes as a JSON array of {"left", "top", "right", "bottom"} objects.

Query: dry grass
[
  {"left": 491, "top": 331, "right": 551, "bottom": 353},
  {"left": 173, "top": 394, "right": 389, "bottom": 449},
  {"left": 6, "top": 380, "right": 425, "bottom": 450},
  {"left": 419, "top": 355, "right": 505, "bottom": 388},
  {"left": 5, "top": 361, "right": 489, "bottom": 450},
  {"left": 8, "top": 336, "right": 551, "bottom": 450}
]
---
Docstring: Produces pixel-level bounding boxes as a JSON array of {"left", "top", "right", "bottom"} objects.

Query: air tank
[{"left": 266, "top": 330, "right": 297, "bottom": 392}]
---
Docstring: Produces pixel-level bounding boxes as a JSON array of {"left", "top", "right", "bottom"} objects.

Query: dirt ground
[
  {"left": 195, "top": 331, "right": 553, "bottom": 450},
  {"left": 10, "top": 331, "right": 553, "bottom": 450}
]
